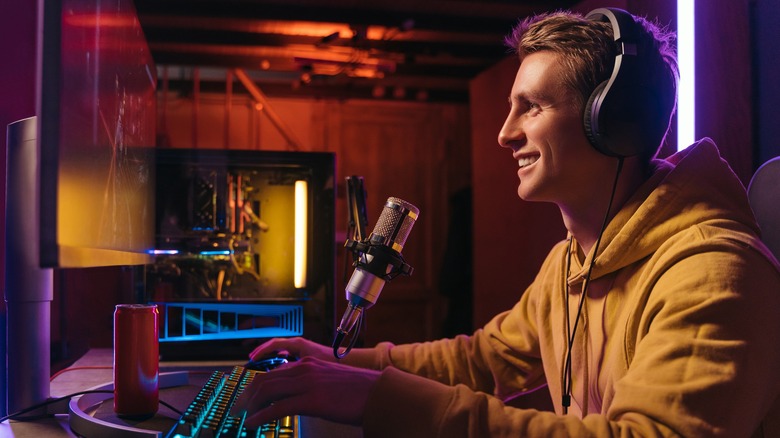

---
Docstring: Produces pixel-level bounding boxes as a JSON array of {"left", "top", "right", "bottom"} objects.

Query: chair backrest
[{"left": 748, "top": 156, "right": 780, "bottom": 261}]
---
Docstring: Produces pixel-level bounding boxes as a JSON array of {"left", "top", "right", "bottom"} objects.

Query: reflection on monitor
[{"left": 38, "top": 0, "right": 156, "bottom": 268}]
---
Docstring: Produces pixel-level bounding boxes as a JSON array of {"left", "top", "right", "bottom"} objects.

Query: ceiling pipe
[
  {"left": 192, "top": 67, "right": 200, "bottom": 148},
  {"left": 158, "top": 66, "right": 171, "bottom": 147},
  {"left": 225, "top": 69, "right": 233, "bottom": 149},
  {"left": 234, "top": 68, "right": 302, "bottom": 151}
]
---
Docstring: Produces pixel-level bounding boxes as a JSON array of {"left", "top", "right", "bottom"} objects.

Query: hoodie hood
[{"left": 571, "top": 138, "right": 760, "bottom": 281}]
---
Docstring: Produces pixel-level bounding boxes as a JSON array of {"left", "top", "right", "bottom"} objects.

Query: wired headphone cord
[{"left": 561, "top": 157, "right": 624, "bottom": 414}]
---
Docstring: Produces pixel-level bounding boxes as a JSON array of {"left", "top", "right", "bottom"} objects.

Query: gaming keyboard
[{"left": 166, "top": 358, "right": 297, "bottom": 438}]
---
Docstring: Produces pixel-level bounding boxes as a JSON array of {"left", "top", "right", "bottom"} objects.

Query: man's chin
[
  {"left": 517, "top": 186, "right": 535, "bottom": 202},
  {"left": 516, "top": 188, "right": 553, "bottom": 205}
]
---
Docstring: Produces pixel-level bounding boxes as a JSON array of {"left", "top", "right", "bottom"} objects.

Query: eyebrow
[{"left": 510, "top": 89, "right": 556, "bottom": 105}]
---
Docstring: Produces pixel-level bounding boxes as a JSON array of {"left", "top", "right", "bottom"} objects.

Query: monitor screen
[{"left": 38, "top": 0, "right": 157, "bottom": 268}]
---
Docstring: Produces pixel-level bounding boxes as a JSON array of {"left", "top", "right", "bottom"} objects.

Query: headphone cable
[{"left": 562, "top": 157, "right": 624, "bottom": 414}]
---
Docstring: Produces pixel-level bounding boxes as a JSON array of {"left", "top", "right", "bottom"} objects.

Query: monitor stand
[{"left": 4, "top": 116, "right": 54, "bottom": 416}]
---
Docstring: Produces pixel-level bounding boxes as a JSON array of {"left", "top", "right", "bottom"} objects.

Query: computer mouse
[{"left": 244, "top": 353, "right": 295, "bottom": 371}]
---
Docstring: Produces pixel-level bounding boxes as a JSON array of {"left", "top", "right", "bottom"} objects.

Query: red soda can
[{"left": 113, "top": 304, "right": 159, "bottom": 418}]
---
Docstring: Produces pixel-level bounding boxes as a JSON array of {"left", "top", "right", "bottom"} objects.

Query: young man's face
[{"left": 498, "top": 51, "right": 615, "bottom": 207}]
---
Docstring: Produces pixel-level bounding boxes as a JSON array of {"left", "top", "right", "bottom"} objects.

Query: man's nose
[{"left": 498, "top": 113, "right": 524, "bottom": 149}]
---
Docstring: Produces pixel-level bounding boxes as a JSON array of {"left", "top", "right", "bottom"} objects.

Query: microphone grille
[{"left": 370, "top": 197, "right": 419, "bottom": 252}]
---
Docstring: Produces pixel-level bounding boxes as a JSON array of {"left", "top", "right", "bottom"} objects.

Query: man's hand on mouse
[{"left": 249, "top": 337, "right": 336, "bottom": 363}]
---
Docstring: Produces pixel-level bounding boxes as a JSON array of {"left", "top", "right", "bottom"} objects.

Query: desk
[{"left": 1, "top": 349, "right": 362, "bottom": 437}]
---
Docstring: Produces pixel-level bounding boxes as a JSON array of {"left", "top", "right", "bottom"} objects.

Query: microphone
[{"left": 333, "top": 197, "right": 420, "bottom": 358}]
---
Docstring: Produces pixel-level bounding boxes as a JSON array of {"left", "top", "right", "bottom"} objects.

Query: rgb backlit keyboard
[{"left": 167, "top": 362, "right": 297, "bottom": 438}]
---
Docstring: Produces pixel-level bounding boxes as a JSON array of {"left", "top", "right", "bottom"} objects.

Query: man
[{"left": 235, "top": 8, "right": 780, "bottom": 437}]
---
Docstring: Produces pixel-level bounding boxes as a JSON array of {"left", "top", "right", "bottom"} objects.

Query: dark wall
[
  {"left": 754, "top": 0, "right": 780, "bottom": 166},
  {"left": 469, "top": 55, "right": 568, "bottom": 328},
  {"left": 0, "top": 0, "right": 38, "bottom": 416},
  {"left": 694, "top": 0, "right": 754, "bottom": 184},
  {"left": 0, "top": 1, "right": 38, "bottom": 304}
]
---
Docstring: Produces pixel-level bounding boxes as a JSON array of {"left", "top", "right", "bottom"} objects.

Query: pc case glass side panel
[
  {"left": 151, "top": 163, "right": 297, "bottom": 300},
  {"left": 149, "top": 150, "right": 334, "bottom": 304},
  {"left": 149, "top": 149, "right": 336, "bottom": 349}
]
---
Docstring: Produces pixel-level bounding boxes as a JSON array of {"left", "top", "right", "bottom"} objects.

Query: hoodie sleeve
[
  {"left": 362, "top": 367, "right": 571, "bottom": 438},
  {"left": 361, "top": 367, "right": 673, "bottom": 438},
  {"left": 373, "top": 243, "right": 568, "bottom": 400}
]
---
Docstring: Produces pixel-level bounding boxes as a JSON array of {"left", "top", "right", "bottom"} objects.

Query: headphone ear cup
[
  {"left": 583, "top": 81, "right": 611, "bottom": 155},
  {"left": 584, "top": 7, "right": 666, "bottom": 159}
]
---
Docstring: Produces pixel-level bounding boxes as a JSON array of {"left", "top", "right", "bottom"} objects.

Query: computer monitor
[
  {"left": 38, "top": 0, "right": 157, "bottom": 268},
  {"left": 4, "top": 0, "right": 156, "bottom": 416}
]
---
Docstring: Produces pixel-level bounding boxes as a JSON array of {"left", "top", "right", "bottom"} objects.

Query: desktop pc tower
[{"left": 146, "top": 148, "right": 336, "bottom": 360}]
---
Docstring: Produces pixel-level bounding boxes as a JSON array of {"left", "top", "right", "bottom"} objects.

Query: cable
[
  {"left": 561, "top": 158, "right": 624, "bottom": 414},
  {"left": 1, "top": 390, "right": 185, "bottom": 424},
  {"left": 332, "top": 307, "right": 364, "bottom": 359},
  {"left": 160, "top": 400, "right": 183, "bottom": 416},
  {"left": 561, "top": 237, "right": 574, "bottom": 411},
  {"left": 0, "top": 390, "right": 113, "bottom": 423},
  {"left": 50, "top": 365, "right": 112, "bottom": 381},
  {"left": 3, "top": 365, "right": 191, "bottom": 424}
]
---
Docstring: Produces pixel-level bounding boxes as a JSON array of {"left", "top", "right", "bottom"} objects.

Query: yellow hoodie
[{"left": 357, "top": 139, "right": 780, "bottom": 437}]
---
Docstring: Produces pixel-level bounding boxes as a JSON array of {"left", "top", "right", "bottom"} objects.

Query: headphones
[{"left": 583, "top": 8, "right": 667, "bottom": 158}]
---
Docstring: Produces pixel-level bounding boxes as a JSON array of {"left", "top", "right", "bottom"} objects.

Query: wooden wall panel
[{"left": 323, "top": 101, "right": 470, "bottom": 344}]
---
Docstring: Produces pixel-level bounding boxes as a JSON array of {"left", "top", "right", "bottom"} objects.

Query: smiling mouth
[{"left": 518, "top": 155, "right": 539, "bottom": 169}]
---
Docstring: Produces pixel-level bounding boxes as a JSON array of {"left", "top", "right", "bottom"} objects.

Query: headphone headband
[{"left": 583, "top": 8, "right": 665, "bottom": 158}]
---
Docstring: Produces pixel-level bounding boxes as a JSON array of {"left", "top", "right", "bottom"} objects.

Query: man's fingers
[
  {"left": 236, "top": 357, "right": 376, "bottom": 427},
  {"left": 243, "top": 396, "right": 299, "bottom": 429},
  {"left": 249, "top": 337, "right": 294, "bottom": 360}
]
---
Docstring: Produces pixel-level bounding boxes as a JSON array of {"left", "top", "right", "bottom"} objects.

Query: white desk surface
[{"left": 1, "top": 348, "right": 362, "bottom": 437}]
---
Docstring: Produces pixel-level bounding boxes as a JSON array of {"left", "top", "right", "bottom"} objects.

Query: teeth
[{"left": 518, "top": 156, "right": 539, "bottom": 168}]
